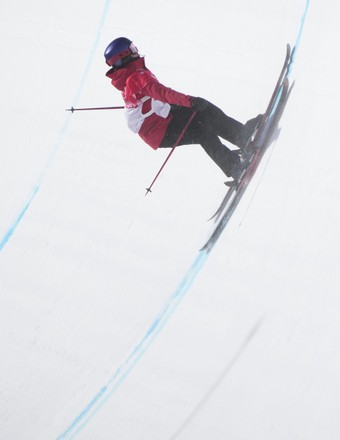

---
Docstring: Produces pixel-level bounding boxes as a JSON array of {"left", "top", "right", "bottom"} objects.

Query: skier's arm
[
  {"left": 144, "top": 80, "right": 191, "bottom": 107},
  {"left": 136, "top": 71, "right": 191, "bottom": 107}
]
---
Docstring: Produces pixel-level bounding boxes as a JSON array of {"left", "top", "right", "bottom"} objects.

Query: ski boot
[
  {"left": 236, "top": 114, "right": 263, "bottom": 150},
  {"left": 222, "top": 149, "right": 248, "bottom": 185}
]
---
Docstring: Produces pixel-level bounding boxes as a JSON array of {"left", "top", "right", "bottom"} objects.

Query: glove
[{"left": 190, "top": 96, "right": 210, "bottom": 111}]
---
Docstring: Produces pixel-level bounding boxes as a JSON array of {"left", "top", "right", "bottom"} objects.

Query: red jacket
[{"left": 106, "top": 58, "right": 191, "bottom": 149}]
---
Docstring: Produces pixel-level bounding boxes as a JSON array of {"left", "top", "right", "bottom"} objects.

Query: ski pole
[
  {"left": 66, "top": 105, "right": 124, "bottom": 112},
  {"left": 145, "top": 111, "right": 197, "bottom": 195}
]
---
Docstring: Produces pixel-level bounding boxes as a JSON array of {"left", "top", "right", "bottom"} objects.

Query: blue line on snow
[
  {"left": 287, "top": 0, "right": 310, "bottom": 78},
  {"left": 294, "top": 0, "right": 311, "bottom": 54},
  {"left": 0, "top": 187, "right": 39, "bottom": 250},
  {"left": 0, "top": 0, "right": 111, "bottom": 253},
  {"left": 56, "top": 251, "right": 209, "bottom": 440}
]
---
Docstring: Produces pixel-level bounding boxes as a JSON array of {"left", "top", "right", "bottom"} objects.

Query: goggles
[{"left": 105, "top": 42, "right": 139, "bottom": 67}]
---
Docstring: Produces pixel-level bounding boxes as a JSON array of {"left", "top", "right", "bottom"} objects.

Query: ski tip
[{"left": 199, "top": 243, "right": 209, "bottom": 253}]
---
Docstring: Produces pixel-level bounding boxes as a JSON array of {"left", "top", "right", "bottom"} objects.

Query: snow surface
[{"left": 1, "top": 0, "right": 340, "bottom": 439}]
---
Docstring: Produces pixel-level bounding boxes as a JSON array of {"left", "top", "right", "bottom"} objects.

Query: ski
[
  {"left": 201, "top": 45, "right": 295, "bottom": 252},
  {"left": 209, "top": 44, "right": 294, "bottom": 224}
]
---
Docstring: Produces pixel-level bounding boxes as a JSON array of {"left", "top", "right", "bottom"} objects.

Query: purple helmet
[{"left": 104, "top": 37, "right": 139, "bottom": 67}]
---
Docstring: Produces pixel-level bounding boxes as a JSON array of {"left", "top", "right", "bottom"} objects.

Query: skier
[{"left": 104, "top": 37, "right": 261, "bottom": 181}]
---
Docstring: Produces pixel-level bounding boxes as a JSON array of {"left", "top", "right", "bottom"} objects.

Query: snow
[{"left": 1, "top": 0, "right": 340, "bottom": 439}]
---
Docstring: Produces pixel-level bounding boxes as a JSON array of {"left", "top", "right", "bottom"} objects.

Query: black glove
[{"left": 190, "top": 96, "right": 210, "bottom": 112}]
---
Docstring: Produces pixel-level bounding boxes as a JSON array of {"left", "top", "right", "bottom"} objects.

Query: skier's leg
[
  {"left": 196, "top": 100, "right": 243, "bottom": 145},
  {"left": 159, "top": 106, "right": 242, "bottom": 178},
  {"left": 193, "top": 99, "right": 262, "bottom": 149},
  {"left": 180, "top": 117, "right": 243, "bottom": 178},
  {"left": 159, "top": 106, "right": 198, "bottom": 149},
  {"left": 160, "top": 105, "right": 241, "bottom": 149}
]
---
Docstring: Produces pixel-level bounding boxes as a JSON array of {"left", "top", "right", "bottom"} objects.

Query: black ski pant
[{"left": 159, "top": 102, "right": 243, "bottom": 176}]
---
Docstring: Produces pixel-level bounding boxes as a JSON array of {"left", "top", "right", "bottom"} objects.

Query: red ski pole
[
  {"left": 145, "top": 111, "right": 197, "bottom": 195},
  {"left": 66, "top": 105, "right": 124, "bottom": 112}
]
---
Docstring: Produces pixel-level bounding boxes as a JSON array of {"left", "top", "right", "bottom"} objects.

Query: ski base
[{"left": 201, "top": 44, "right": 295, "bottom": 252}]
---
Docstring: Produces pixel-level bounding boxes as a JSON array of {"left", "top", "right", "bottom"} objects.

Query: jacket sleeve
[{"left": 134, "top": 70, "right": 192, "bottom": 108}]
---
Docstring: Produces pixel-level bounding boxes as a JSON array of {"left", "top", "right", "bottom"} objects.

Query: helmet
[{"left": 104, "top": 37, "right": 139, "bottom": 67}]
